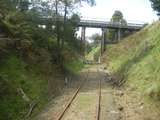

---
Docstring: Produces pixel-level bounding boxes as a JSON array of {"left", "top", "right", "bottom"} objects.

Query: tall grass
[
  {"left": 104, "top": 21, "right": 160, "bottom": 99},
  {"left": 0, "top": 54, "right": 48, "bottom": 120}
]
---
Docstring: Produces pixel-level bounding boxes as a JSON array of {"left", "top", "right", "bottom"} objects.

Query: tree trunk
[
  {"left": 55, "top": 0, "right": 60, "bottom": 47},
  {"left": 62, "top": 4, "right": 67, "bottom": 49}
]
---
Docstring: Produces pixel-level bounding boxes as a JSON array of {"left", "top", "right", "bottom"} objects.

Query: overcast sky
[{"left": 77, "top": 0, "right": 159, "bottom": 37}]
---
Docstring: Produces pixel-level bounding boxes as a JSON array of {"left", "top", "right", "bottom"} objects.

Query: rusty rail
[
  {"left": 56, "top": 71, "right": 89, "bottom": 120},
  {"left": 96, "top": 70, "right": 102, "bottom": 120}
]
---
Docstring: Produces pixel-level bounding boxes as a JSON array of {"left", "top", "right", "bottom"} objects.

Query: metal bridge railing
[
  {"left": 79, "top": 19, "right": 147, "bottom": 28},
  {"left": 80, "top": 17, "right": 147, "bottom": 24},
  {"left": 39, "top": 16, "right": 147, "bottom": 28}
]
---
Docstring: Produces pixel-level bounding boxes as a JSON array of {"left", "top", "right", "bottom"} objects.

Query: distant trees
[
  {"left": 50, "top": 0, "right": 95, "bottom": 48},
  {"left": 0, "top": 0, "right": 31, "bottom": 13},
  {"left": 90, "top": 33, "right": 101, "bottom": 46},
  {"left": 84, "top": 33, "right": 101, "bottom": 54},
  {"left": 79, "top": 0, "right": 96, "bottom": 6},
  {"left": 150, "top": 0, "right": 160, "bottom": 16},
  {"left": 111, "top": 10, "right": 123, "bottom": 22},
  {"left": 107, "top": 10, "right": 127, "bottom": 41},
  {"left": 111, "top": 10, "right": 127, "bottom": 25},
  {"left": 0, "top": 1, "right": 97, "bottom": 119},
  {"left": 17, "top": 0, "right": 31, "bottom": 12},
  {"left": 0, "top": 0, "right": 97, "bottom": 61},
  {"left": 0, "top": 0, "right": 95, "bottom": 51}
]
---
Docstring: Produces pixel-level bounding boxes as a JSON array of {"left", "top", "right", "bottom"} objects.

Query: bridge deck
[
  {"left": 78, "top": 20, "right": 146, "bottom": 30},
  {"left": 38, "top": 17, "right": 146, "bottom": 30}
]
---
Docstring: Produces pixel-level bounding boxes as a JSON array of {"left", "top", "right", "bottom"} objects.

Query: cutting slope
[{"left": 104, "top": 21, "right": 160, "bottom": 99}]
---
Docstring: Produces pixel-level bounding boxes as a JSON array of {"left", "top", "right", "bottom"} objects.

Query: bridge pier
[
  {"left": 81, "top": 27, "right": 86, "bottom": 56},
  {"left": 118, "top": 28, "right": 121, "bottom": 41},
  {"left": 101, "top": 28, "right": 106, "bottom": 54},
  {"left": 81, "top": 27, "right": 86, "bottom": 42}
]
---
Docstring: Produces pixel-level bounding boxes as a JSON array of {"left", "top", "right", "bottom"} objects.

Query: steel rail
[
  {"left": 56, "top": 71, "right": 89, "bottom": 120},
  {"left": 96, "top": 69, "right": 102, "bottom": 120}
]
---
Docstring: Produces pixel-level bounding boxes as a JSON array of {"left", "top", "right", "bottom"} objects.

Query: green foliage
[
  {"left": 61, "top": 43, "right": 85, "bottom": 74},
  {"left": 150, "top": 0, "right": 160, "bottom": 16},
  {"left": 90, "top": 33, "right": 101, "bottom": 45},
  {"left": 0, "top": 0, "right": 95, "bottom": 119},
  {"left": 85, "top": 33, "right": 101, "bottom": 59},
  {"left": 86, "top": 46, "right": 100, "bottom": 61},
  {"left": 0, "top": 54, "right": 49, "bottom": 120},
  {"left": 76, "top": 0, "right": 96, "bottom": 6},
  {"left": 111, "top": 10, "right": 123, "bottom": 22},
  {"left": 62, "top": 15, "right": 81, "bottom": 52},
  {"left": 146, "top": 82, "right": 160, "bottom": 100},
  {"left": 0, "top": 0, "right": 31, "bottom": 17},
  {"left": 18, "top": 0, "right": 31, "bottom": 12},
  {"left": 0, "top": 0, "right": 17, "bottom": 14},
  {"left": 107, "top": 10, "right": 127, "bottom": 41},
  {"left": 64, "top": 59, "right": 84, "bottom": 74},
  {"left": 105, "top": 21, "right": 160, "bottom": 99}
]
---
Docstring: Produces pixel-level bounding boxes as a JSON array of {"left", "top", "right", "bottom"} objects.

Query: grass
[
  {"left": 86, "top": 46, "right": 100, "bottom": 61},
  {"left": 64, "top": 58, "right": 84, "bottom": 75},
  {"left": 0, "top": 48, "right": 86, "bottom": 119},
  {"left": 76, "top": 95, "right": 97, "bottom": 111},
  {"left": 104, "top": 21, "right": 160, "bottom": 100},
  {"left": 0, "top": 53, "right": 49, "bottom": 120}
]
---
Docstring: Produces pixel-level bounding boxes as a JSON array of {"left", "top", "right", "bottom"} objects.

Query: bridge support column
[
  {"left": 118, "top": 28, "right": 121, "bottom": 41},
  {"left": 81, "top": 27, "right": 86, "bottom": 56},
  {"left": 101, "top": 28, "right": 106, "bottom": 54},
  {"left": 81, "top": 27, "right": 86, "bottom": 42}
]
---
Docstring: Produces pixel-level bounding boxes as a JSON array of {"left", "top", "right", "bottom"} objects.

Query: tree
[
  {"left": 111, "top": 10, "right": 127, "bottom": 25},
  {"left": 60, "top": 0, "right": 95, "bottom": 48},
  {"left": 0, "top": 0, "right": 96, "bottom": 51},
  {"left": 55, "top": 0, "right": 61, "bottom": 46},
  {"left": 111, "top": 10, "right": 123, "bottom": 22},
  {"left": 107, "top": 10, "right": 127, "bottom": 41},
  {"left": 0, "top": 0, "right": 31, "bottom": 13},
  {"left": 70, "top": 14, "right": 80, "bottom": 25},
  {"left": 150, "top": 0, "right": 160, "bottom": 16},
  {"left": 61, "top": 0, "right": 72, "bottom": 48},
  {"left": 63, "top": 15, "right": 81, "bottom": 52},
  {"left": 76, "top": 0, "right": 96, "bottom": 6},
  {"left": 18, "top": 0, "right": 31, "bottom": 12},
  {"left": 0, "top": 0, "right": 18, "bottom": 18},
  {"left": 90, "top": 33, "right": 101, "bottom": 46}
]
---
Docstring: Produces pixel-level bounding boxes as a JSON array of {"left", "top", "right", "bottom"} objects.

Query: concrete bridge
[
  {"left": 38, "top": 17, "right": 147, "bottom": 53},
  {"left": 78, "top": 18, "right": 147, "bottom": 53},
  {"left": 78, "top": 19, "right": 145, "bottom": 29}
]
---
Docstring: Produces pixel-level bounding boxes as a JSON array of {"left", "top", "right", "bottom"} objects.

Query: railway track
[
  {"left": 56, "top": 70, "right": 89, "bottom": 120},
  {"left": 96, "top": 69, "right": 102, "bottom": 120},
  {"left": 56, "top": 68, "right": 103, "bottom": 120}
]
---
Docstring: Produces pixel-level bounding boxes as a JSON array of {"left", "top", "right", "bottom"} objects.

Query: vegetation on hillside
[
  {"left": 85, "top": 33, "right": 101, "bottom": 61},
  {"left": 0, "top": 0, "right": 159, "bottom": 119},
  {"left": 86, "top": 46, "right": 100, "bottom": 61},
  {"left": 104, "top": 21, "right": 160, "bottom": 100},
  {"left": 0, "top": 0, "right": 96, "bottom": 119},
  {"left": 150, "top": 0, "right": 160, "bottom": 16},
  {"left": 0, "top": 54, "right": 49, "bottom": 120}
]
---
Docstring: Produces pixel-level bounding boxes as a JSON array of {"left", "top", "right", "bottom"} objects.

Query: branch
[{"left": 26, "top": 101, "right": 38, "bottom": 118}]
